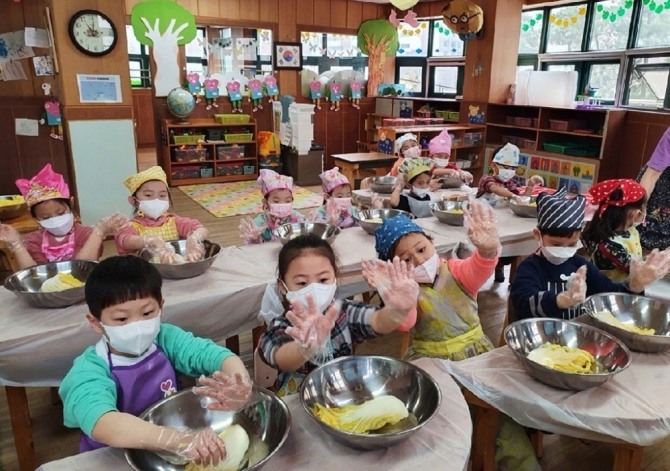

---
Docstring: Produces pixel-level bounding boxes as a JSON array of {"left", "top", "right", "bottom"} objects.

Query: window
[
  {"left": 431, "top": 66, "right": 461, "bottom": 95},
  {"left": 635, "top": 1, "right": 670, "bottom": 48},
  {"left": 300, "top": 32, "right": 368, "bottom": 76},
  {"left": 398, "top": 65, "right": 424, "bottom": 94},
  {"left": 519, "top": 10, "right": 544, "bottom": 54},
  {"left": 546, "top": 5, "right": 587, "bottom": 53},
  {"left": 431, "top": 22, "right": 465, "bottom": 57},
  {"left": 397, "top": 21, "right": 430, "bottom": 57},
  {"left": 126, "top": 25, "right": 151, "bottom": 88},
  {"left": 586, "top": 62, "right": 620, "bottom": 101},
  {"left": 624, "top": 56, "right": 670, "bottom": 109},
  {"left": 589, "top": 0, "right": 633, "bottom": 51}
]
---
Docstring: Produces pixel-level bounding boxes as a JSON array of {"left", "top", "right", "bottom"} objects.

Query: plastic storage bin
[
  {"left": 216, "top": 145, "right": 244, "bottom": 160},
  {"left": 505, "top": 116, "right": 516, "bottom": 125},
  {"left": 548, "top": 119, "right": 587, "bottom": 131},
  {"left": 532, "top": 118, "right": 540, "bottom": 128},
  {"left": 173, "top": 147, "right": 207, "bottom": 162},
  {"left": 224, "top": 132, "right": 254, "bottom": 143},
  {"left": 521, "top": 139, "right": 537, "bottom": 150},
  {"left": 447, "top": 111, "right": 460, "bottom": 122},
  {"left": 463, "top": 132, "right": 484, "bottom": 146},
  {"left": 214, "top": 114, "right": 251, "bottom": 124},
  {"left": 243, "top": 165, "right": 255, "bottom": 175},
  {"left": 171, "top": 166, "right": 200, "bottom": 180},
  {"left": 543, "top": 143, "right": 578, "bottom": 154},
  {"left": 514, "top": 117, "right": 533, "bottom": 127},
  {"left": 173, "top": 134, "right": 205, "bottom": 145},
  {"left": 207, "top": 129, "right": 224, "bottom": 141},
  {"left": 200, "top": 167, "right": 214, "bottom": 178}
]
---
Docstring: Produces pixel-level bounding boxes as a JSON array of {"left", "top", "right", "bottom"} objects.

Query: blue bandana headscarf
[{"left": 374, "top": 215, "right": 425, "bottom": 261}]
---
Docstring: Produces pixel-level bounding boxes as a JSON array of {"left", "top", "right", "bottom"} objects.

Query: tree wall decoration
[{"left": 357, "top": 20, "right": 399, "bottom": 97}]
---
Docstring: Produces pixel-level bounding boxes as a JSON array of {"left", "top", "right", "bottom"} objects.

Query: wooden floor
[{"left": 2, "top": 149, "right": 670, "bottom": 470}]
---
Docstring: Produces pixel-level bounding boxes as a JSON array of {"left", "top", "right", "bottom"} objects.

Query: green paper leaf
[
  {"left": 522, "top": 24, "right": 530, "bottom": 31},
  {"left": 439, "top": 26, "right": 444, "bottom": 33},
  {"left": 602, "top": 11, "right": 610, "bottom": 19},
  {"left": 625, "top": 0, "right": 633, "bottom": 7},
  {"left": 610, "top": 14, "right": 617, "bottom": 22},
  {"left": 536, "top": 13, "right": 543, "bottom": 20},
  {"left": 650, "top": 1, "right": 657, "bottom": 9},
  {"left": 656, "top": 4, "right": 664, "bottom": 12},
  {"left": 618, "top": 7, "right": 626, "bottom": 16},
  {"left": 643, "top": 0, "right": 650, "bottom": 5},
  {"left": 597, "top": 4, "right": 604, "bottom": 11},
  {"left": 529, "top": 19, "right": 536, "bottom": 26},
  {"left": 434, "top": 22, "right": 439, "bottom": 28}
]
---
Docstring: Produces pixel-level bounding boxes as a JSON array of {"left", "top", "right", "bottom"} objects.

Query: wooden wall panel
[
  {"left": 239, "top": 0, "right": 261, "bottom": 21},
  {"left": 219, "top": 0, "right": 241, "bottom": 21},
  {"left": 177, "top": 0, "right": 199, "bottom": 14},
  {"left": 132, "top": 88, "right": 156, "bottom": 147},
  {"left": 197, "top": 0, "right": 219, "bottom": 18},
  {"left": 361, "top": 2, "right": 380, "bottom": 21},
  {"left": 313, "top": 0, "right": 332, "bottom": 27},
  {"left": 346, "top": 1, "right": 363, "bottom": 29},
  {"left": 330, "top": 0, "right": 348, "bottom": 29},
  {"left": 259, "top": 0, "right": 279, "bottom": 23},
  {"left": 296, "top": 0, "right": 314, "bottom": 26}
]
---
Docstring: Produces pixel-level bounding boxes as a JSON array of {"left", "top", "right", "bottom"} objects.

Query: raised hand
[
  {"left": 94, "top": 212, "right": 129, "bottom": 238},
  {"left": 285, "top": 295, "right": 339, "bottom": 360},
  {"left": 239, "top": 217, "right": 265, "bottom": 244},
  {"left": 629, "top": 249, "right": 670, "bottom": 292},
  {"left": 463, "top": 200, "right": 501, "bottom": 259},
  {"left": 557, "top": 265, "right": 587, "bottom": 309},
  {"left": 0, "top": 224, "right": 22, "bottom": 249},
  {"left": 363, "top": 256, "right": 418, "bottom": 323},
  {"left": 193, "top": 372, "right": 252, "bottom": 411},
  {"left": 459, "top": 170, "right": 474, "bottom": 185},
  {"left": 429, "top": 178, "right": 442, "bottom": 192},
  {"left": 370, "top": 193, "right": 385, "bottom": 209}
]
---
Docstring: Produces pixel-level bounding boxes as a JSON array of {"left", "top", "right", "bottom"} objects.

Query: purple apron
[{"left": 79, "top": 345, "right": 179, "bottom": 452}]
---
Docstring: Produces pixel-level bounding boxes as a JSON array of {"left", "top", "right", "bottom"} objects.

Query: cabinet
[
  {"left": 376, "top": 124, "right": 487, "bottom": 181},
  {"left": 483, "top": 104, "right": 626, "bottom": 192},
  {"left": 160, "top": 119, "right": 258, "bottom": 186}
]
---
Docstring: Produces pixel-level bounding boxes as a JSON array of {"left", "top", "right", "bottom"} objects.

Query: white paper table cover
[
  {"left": 0, "top": 246, "right": 274, "bottom": 387},
  {"left": 645, "top": 277, "right": 670, "bottom": 302},
  {"left": 444, "top": 346, "right": 670, "bottom": 447},
  {"left": 36, "top": 358, "right": 472, "bottom": 471}
]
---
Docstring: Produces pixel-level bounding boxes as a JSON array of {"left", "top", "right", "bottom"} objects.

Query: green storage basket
[
  {"left": 447, "top": 111, "right": 460, "bottom": 121},
  {"left": 565, "top": 147, "right": 599, "bottom": 157},
  {"left": 224, "top": 133, "right": 254, "bottom": 143},
  {"left": 434, "top": 110, "right": 448, "bottom": 118},
  {"left": 173, "top": 134, "right": 205, "bottom": 145},
  {"left": 214, "top": 114, "right": 251, "bottom": 124},
  {"left": 543, "top": 143, "right": 578, "bottom": 154}
]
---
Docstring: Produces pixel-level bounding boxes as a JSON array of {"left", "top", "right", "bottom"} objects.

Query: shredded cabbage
[
  {"left": 594, "top": 309, "right": 655, "bottom": 335},
  {"left": 184, "top": 424, "right": 250, "bottom": 471},
  {"left": 40, "top": 273, "right": 84, "bottom": 292},
  {"left": 313, "top": 395, "right": 409, "bottom": 434},
  {"left": 527, "top": 342, "right": 597, "bottom": 374}
]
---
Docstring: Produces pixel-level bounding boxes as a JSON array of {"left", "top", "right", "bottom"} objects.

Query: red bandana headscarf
[{"left": 588, "top": 179, "right": 646, "bottom": 218}]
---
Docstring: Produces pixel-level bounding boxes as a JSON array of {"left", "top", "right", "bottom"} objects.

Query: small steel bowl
[
  {"left": 352, "top": 209, "right": 415, "bottom": 235},
  {"left": 583, "top": 293, "right": 670, "bottom": 353},
  {"left": 139, "top": 240, "right": 222, "bottom": 279},
  {"left": 3, "top": 260, "right": 97, "bottom": 308},
  {"left": 430, "top": 200, "right": 467, "bottom": 226},
  {"left": 368, "top": 176, "right": 398, "bottom": 194},
  {"left": 125, "top": 386, "right": 291, "bottom": 471},
  {"left": 273, "top": 222, "right": 340, "bottom": 246},
  {"left": 300, "top": 355, "right": 441, "bottom": 450},
  {"left": 438, "top": 175, "right": 464, "bottom": 189},
  {"left": 508, "top": 196, "right": 538, "bottom": 218},
  {"left": 504, "top": 318, "right": 631, "bottom": 390},
  {"left": 0, "top": 195, "right": 27, "bottom": 221}
]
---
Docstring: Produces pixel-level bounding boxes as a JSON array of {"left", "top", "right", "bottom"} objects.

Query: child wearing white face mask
[
  {"left": 309, "top": 166, "right": 358, "bottom": 228},
  {"left": 388, "top": 133, "right": 422, "bottom": 177},
  {"left": 428, "top": 129, "right": 474, "bottom": 187},
  {"left": 115, "top": 166, "right": 208, "bottom": 263},
  {"left": 0, "top": 164, "right": 127, "bottom": 270},
  {"left": 257, "top": 234, "right": 418, "bottom": 396},
  {"left": 238, "top": 169, "right": 305, "bottom": 244},
  {"left": 60, "top": 256, "right": 251, "bottom": 465},
  {"left": 390, "top": 158, "right": 439, "bottom": 218},
  {"left": 511, "top": 188, "right": 670, "bottom": 320},
  {"left": 582, "top": 179, "right": 652, "bottom": 282}
]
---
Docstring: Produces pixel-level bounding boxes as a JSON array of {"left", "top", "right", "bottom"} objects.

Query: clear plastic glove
[
  {"left": 510, "top": 194, "right": 526, "bottom": 204},
  {"left": 527, "top": 175, "right": 545, "bottom": 187},
  {"left": 458, "top": 170, "right": 474, "bottom": 185},
  {"left": 0, "top": 224, "right": 23, "bottom": 252},
  {"left": 155, "top": 426, "right": 227, "bottom": 467},
  {"left": 628, "top": 249, "right": 670, "bottom": 292},
  {"left": 185, "top": 229, "right": 206, "bottom": 262},
  {"left": 325, "top": 198, "right": 341, "bottom": 225},
  {"left": 362, "top": 256, "right": 418, "bottom": 323},
  {"left": 556, "top": 265, "right": 587, "bottom": 309},
  {"left": 429, "top": 178, "right": 441, "bottom": 192},
  {"left": 193, "top": 372, "right": 252, "bottom": 411},
  {"left": 239, "top": 217, "right": 265, "bottom": 244},
  {"left": 370, "top": 193, "right": 385, "bottom": 209},
  {"left": 394, "top": 174, "right": 406, "bottom": 192},
  {"left": 285, "top": 295, "right": 339, "bottom": 360},
  {"left": 94, "top": 213, "right": 129, "bottom": 238},
  {"left": 142, "top": 235, "right": 178, "bottom": 264},
  {"left": 463, "top": 200, "right": 501, "bottom": 259}
]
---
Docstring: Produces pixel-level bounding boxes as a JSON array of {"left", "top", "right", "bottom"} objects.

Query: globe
[{"left": 166, "top": 87, "right": 196, "bottom": 123}]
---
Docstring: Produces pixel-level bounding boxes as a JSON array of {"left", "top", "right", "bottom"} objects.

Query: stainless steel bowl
[
  {"left": 504, "top": 318, "right": 631, "bottom": 390},
  {"left": 300, "top": 355, "right": 441, "bottom": 450},
  {"left": 3, "top": 260, "right": 97, "bottom": 308},
  {"left": 508, "top": 196, "right": 538, "bottom": 218},
  {"left": 368, "top": 176, "right": 398, "bottom": 194},
  {"left": 139, "top": 240, "right": 222, "bottom": 279},
  {"left": 583, "top": 293, "right": 670, "bottom": 353},
  {"left": 126, "top": 386, "right": 290, "bottom": 471},
  {"left": 430, "top": 200, "right": 467, "bottom": 226},
  {"left": 0, "top": 195, "right": 27, "bottom": 221},
  {"left": 352, "top": 209, "right": 415, "bottom": 235},
  {"left": 273, "top": 222, "right": 340, "bottom": 246},
  {"left": 438, "top": 175, "right": 464, "bottom": 189}
]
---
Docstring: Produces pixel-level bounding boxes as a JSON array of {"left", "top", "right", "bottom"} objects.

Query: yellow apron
[
  {"left": 130, "top": 217, "right": 180, "bottom": 241},
  {"left": 600, "top": 226, "right": 643, "bottom": 283}
]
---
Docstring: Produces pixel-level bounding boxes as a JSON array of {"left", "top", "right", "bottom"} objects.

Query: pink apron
[{"left": 41, "top": 230, "right": 76, "bottom": 262}]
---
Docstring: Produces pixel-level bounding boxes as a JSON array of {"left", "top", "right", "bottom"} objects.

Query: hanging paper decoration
[
  {"left": 433, "top": 21, "right": 452, "bottom": 37},
  {"left": 521, "top": 13, "right": 543, "bottom": 32},
  {"left": 357, "top": 20, "right": 399, "bottom": 97},
  {"left": 548, "top": 6, "right": 587, "bottom": 28},
  {"left": 442, "top": 0, "right": 484, "bottom": 41},
  {"left": 390, "top": 0, "right": 419, "bottom": 10}
]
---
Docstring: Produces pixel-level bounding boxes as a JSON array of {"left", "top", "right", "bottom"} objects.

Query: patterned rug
[{"left": 178, "top": 181, "right": 323, "bottom": 218}]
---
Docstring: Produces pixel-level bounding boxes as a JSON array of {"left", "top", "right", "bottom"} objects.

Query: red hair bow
[{"left": 588, "top": 179, "right": 645, "bottom": 218}]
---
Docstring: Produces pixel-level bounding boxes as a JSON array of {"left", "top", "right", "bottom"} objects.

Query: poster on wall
[{"left": 77, "top": 74, "right": 122, "bottom": 103}]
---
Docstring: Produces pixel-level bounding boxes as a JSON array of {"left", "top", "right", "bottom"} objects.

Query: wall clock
[{"left": 68, "top": 9, "right": 118, "bottom": 57}]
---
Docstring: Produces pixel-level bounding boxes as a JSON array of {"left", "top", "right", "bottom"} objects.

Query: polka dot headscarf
[{"left": 588, "top": 179, "right": 646, "bottom": 218}]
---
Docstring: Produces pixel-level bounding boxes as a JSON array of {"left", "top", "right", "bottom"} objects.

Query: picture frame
[{"left": 273, "top": 42, "right": 302, "bottom": 70}]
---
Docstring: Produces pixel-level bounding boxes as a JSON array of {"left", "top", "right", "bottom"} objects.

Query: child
[
  {"left": 0, "top": 164, "right": 127, "bottom": 270},
  {"left": 309, "top": 166, "right": 357, "bottom": 229},
  {"left": 389, "top": 133, "right": 421, "bottom": 176},
  {"left": 390, "top": 158, "right": 438, "bottom": 218},
  {"left": 511, "top": 187, "right": 670, "bottom": 320},
  {"left": 239, "top": 169, "right": 306, "bottom": 244},
  {"left": 115, "top": 166, "right": 208, "bottom": 263},
  {"left": 428, "top": 129, "right": 474, "bottom": 186},
  {"left": 582, "top": 179, "right": 647, "bottom": 282},
  {"left": 257, "top": 233, "right": 418, "bottom": 396},
  {"left": 373, "top": 206, "right": 542, "bottom": 471},
  {"left": 59, "top": 256, "right": 251, "bottom": 464}
]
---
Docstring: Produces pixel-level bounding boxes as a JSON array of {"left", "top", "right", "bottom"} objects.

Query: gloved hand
[
  {"left": 325, "top": 198, "right": 341, "bottom": 225},
  {"left": 193, "top": 372, "right": 252, "bottom": 411},
  {"left": 362, "top": 256, "right": 418, "bottom": 324},
  {"left": 463, "top": 200, "right": 501, "bottom": 259},
  {"left": 94, "top": 213, "right": 129, "bottom": 238},
  {"left": 154, "top": 426, "right": 226, "bottom": 466},
  {"left": 0, "top": 224, "right": 24, "bottom": 253},
  {"left": 429, "top": 178, "right": 441, "bottom": 192},
  {"left": 393, "top": 174, "right": 406, "bottom": 192},
  {"left": 527, "top": 175, "right": 545, "bottom": 187},
  {"left": 556, "top": 265, "right": 587, "bottom": 309},
  {"left": 628, "top": 249, "right": 670, "bottom": 292},
  {"left": 142, "top": 235, "right": 178, "bottom": 264},
  {"left": 285, "top": 295, "right": 339, "bottom": 360},
  {"left": 458, "top": 170, "right": 474, "bottom": 185},
  {"left": 239, "top": 217, "right": 265, "bottom": 244},
  {"left": 185, "top": 228, "right": 207, "bottom": 262},
  {"left": 370, "top": 193, "right": 385, "bottom": 209},
  {"left": 510, "top": 194, "right": 527, "bottom": 205}
]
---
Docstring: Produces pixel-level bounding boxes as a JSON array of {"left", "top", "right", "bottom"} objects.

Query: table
[
  {"left": 332, "top": 152, "right": 397, "bottom": 187},
  {"left": 444, "top": 346, "right": 670, "bottom": 470},
  {"left": 645, "top": 277, "right": 670, "bottom": 302},
  {"left": 36, "top": 358, "right": 472, "bottom": 471}
]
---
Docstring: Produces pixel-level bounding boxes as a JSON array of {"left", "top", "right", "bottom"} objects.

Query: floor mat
[{"left": 178, "top": 181, "right": 323, "bottom": 218}]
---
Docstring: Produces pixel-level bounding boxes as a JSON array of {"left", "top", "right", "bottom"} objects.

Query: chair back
[{"left": 253, "top": 348, "right": 278, "bottom": 389}]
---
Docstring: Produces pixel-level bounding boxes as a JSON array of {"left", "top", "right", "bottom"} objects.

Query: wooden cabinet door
[{"left": 132, "top": 88, "right": 156, "bottom": 147}]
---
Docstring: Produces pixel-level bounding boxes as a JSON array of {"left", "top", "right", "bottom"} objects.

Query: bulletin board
[{"left": 484, "top": 146, "right": 600, "bottom": 194}]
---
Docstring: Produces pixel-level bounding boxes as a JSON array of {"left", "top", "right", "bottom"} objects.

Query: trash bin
[{"left": 283, "top": 144, "right": 324, "bottom": 186}]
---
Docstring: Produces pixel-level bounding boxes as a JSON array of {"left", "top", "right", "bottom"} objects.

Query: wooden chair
[{"left": 253, "top": 348, "right": 278, "bottom": 390}]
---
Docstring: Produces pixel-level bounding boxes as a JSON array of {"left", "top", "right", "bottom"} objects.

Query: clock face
[{"left": 69, "top": 10, "right": 117, "bottom": 56}]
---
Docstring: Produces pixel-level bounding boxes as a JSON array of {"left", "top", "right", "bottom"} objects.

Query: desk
[
  {"left": 445, "top": 347, "right": 670, "bottom": 470},
  {"left": 37, "top": 358, "right": 472, "bottom": 471},
  {"left": 332, "top": 152, "right": 397, "bottom": 187}
]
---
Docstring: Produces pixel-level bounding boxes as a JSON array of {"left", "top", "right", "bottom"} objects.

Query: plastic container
[
  {"left": 224, "top": 133, "right": 254, "bottom": 143},
  {"left": 214, "top": 114, "right": 251, "bottom": 124},
  {"left": 216, "top": 145, "right": 244, "bottom": 160},
  {"left": 565, "top": 146, "right": 599, "bottom": 157},
  {"left": 207, "top": 129, "right": 224, "bottom": 141},
  {"left": 171, "top": 166, "right": 200, "bottom": 180},
  {"left": 243, "top": 165, "right": 256, "bottom": 175},
  {"left": 447, "top": 111, "right": 460, "bottom": 122},
  {"left": 548, "top": 119, "right": 587, "bottom": 132},
  {"left": 173, "top": 134, "right": 205, "bottom": 145},
  {"left": 464, "top": 132, "right": 484, "bottom": 146},
  {"left": 521, "top": 139, "right": 537, "bottom": 150},
  {"left": 506, "top": 116, "right": 516, "bottom": 125},
  {"left": 200, "top": 167, "right": 214, "bottom": 178},
  {"left": 514, "top": 117, "right": 533, "bottom": 127},
  {"left": 173, "top": 147, "right": 207, "bottom": 162},
  {"left": 532, "top": 118, "right": 540, "bottom": 128},
  {"left": 543, "top": 142, "right": 578, "bottom": 154},
  {"left": 434, "top": 110, "right": 448, "bottom": 119}
]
